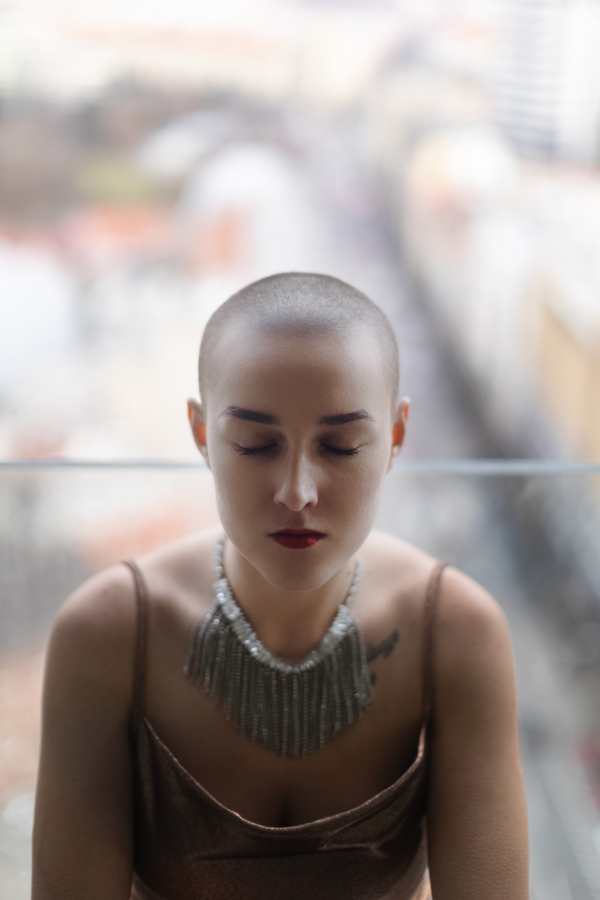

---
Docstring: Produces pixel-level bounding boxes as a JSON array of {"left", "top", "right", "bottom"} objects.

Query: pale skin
[{"left": 32, "top": 324, "right": 529, "bottom": 899}]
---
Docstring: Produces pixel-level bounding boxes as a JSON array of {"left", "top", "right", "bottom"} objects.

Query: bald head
[{"left": 198, "top": 272, "right": 399, "bottom": 410}]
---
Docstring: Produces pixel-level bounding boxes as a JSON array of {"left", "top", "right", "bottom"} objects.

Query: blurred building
[
  {"left": 368, "top": 52, "right": 600, "bottom": 463},
  {"left": 0, "top": 2, "right": 403, "bottom": 109},
  {"left": 527, "top": 170, "right": 600, "bottom": 460},
  {"left": 495, "top": 0, "right": 600, "bottom": 165}
]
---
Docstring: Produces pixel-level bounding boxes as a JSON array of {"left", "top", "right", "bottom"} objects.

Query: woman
[{"left": 32, "top": 273, "right": 529, "bottom": 899}]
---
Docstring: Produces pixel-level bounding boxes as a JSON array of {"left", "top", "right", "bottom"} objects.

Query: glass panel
[
  {"left": 2, "top": 464, "right": 600, "bottom": 898},
  {"left": 379, "top": 466, "right": 600, "bottom": 900}
]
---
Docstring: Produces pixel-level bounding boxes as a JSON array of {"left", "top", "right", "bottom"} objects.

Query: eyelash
[{"left": 234, "top": 444, "right": 360, "bottom": 458}]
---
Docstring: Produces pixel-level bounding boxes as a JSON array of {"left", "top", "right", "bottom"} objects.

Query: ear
[
  {"left": 387, "top": 397, "right": 409, "bottom": 471},
  {"left": 187, "top": 399, "right": 210, "bottom": 468}
]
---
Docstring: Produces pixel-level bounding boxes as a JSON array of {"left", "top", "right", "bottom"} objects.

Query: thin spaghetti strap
[
  {"left": 122, "top": 559, "right": 150, "bottom": 738},
  {"left": 421, "top": 561, "right": 447, "bottom": 724}
]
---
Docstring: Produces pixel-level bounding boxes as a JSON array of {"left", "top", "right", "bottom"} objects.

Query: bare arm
[
  {"left": 427, "top": 569, "right": 529, "bottom": 900},
  {"left": 32, "top": 566, "right": 137, "bottom": 900}
]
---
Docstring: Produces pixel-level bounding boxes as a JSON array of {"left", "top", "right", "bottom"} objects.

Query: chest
[{"left": 142, "top": 597, "right": 425, "bottom": 828}]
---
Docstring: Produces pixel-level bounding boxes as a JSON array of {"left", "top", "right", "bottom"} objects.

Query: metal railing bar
[
  {"left": 0, "top": 459, "right": 207, "bottom": 470},
  {"left": 398, "top": 460, "right": 600, "bottom": 475},
  {"left": 1, "top": 458, "right": 600, "bottom": 475}
]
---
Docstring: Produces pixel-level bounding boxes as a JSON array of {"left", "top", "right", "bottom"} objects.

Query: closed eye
[
  {"left": 323, "top": 445, "right": 360, "bottom": 456},
  {"left": 234, "top": 443, "right": 276, "bottom": 457},
  {"left": 233, "top": 443, "right": 360, "bottom": 457}
]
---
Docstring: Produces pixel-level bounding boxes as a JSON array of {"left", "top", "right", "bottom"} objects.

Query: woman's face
[{"left": 190, "top": 326, "right": 407, "bottom": 591}]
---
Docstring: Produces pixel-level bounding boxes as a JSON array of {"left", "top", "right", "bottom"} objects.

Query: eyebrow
[
  {"left": 318, "top": 410, "right": 374, "bottom": 426},
  {"left": 221, "top": 407, "right": 374, "bottom": 426},
  {"left": 222, "top": 406, "right": 279, "bottom": 425}
]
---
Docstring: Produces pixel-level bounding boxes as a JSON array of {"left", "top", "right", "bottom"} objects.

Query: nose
[{"left": 274, "top": 453, "right": 318, "bottom": 511}]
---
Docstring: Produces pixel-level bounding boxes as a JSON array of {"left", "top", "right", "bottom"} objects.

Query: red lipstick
[{"left": 270, "top": 529, "right": 325, "bottom": 549}]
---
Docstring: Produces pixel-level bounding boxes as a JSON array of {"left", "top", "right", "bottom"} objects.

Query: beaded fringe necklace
[{"left": 184, "top": 535, "right": 373, "bottom": 759}]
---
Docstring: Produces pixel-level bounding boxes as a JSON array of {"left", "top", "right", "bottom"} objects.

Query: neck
[{"left": 222, "top": 542, "right": 356, "bottom": 659}]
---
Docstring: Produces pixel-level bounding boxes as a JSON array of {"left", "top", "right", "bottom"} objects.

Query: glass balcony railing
[{"left": 2, "top": 459, "right": 600, "bottom": 900}]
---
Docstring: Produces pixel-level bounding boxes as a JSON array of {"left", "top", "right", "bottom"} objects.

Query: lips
[{"left": 270, "top": 529, "right": 326, "bottom": 549}]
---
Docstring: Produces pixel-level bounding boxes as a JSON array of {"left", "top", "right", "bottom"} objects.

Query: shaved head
[{"left": 198, "top": 272, "right": 399, "bottom": 410}]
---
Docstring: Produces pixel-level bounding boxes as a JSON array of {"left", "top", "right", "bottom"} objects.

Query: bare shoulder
[
  {"left": 54, "top": 562, "right": 136, "bottom": 638},
  {"left": 361, "top": 529, "right": 438, "bottom": 616},
  {"left": 363, "top": 530, "right": 512, "bottom": 689},
  {"left": 436, "top": 567, "right": 511, "bottom": 670},
  {"left": 49, "top": 523, "right": 216, "bottom": 668},
  {"left": 433, "top": 566, "right": 516, "bottom": 727},
  {"left": 134, "top": 525, "right": 222, "bottom": 607},
  {"left": 47, "top": 526, "right": 221, "bottom": 700},
  {"left": 47, "top": 563, "right": 139, "bottom": 708},
  {"left": 362, "top": 529, "right": 435, "bottom": 574},
  {"left": 438, "top": 562, "right": 507, "bottom": 621},
  {"left": 365, "top": 529, "right": 507, "bottom": 636}
]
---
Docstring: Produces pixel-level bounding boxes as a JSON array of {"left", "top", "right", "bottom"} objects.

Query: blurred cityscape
[{"left": 3, "top": 0, "right": 600, "bottom": 897}]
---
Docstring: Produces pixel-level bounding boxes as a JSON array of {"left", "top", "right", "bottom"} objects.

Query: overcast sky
[{"left": 0, "top": 0, "right": 445, "bottom": 29}]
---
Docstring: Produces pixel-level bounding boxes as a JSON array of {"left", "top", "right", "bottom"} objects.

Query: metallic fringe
[{"left": 184, "top": 572, "right": 373, "bottom": 759}]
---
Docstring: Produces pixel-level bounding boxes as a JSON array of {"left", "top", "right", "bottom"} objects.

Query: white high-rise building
[{"left": 496, "top": 0, "right": 600, "bottom": 165}]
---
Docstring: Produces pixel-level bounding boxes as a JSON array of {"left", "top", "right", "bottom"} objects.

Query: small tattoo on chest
[{"left": 366, "top": 629, "right": 400, "bottom": 664}]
